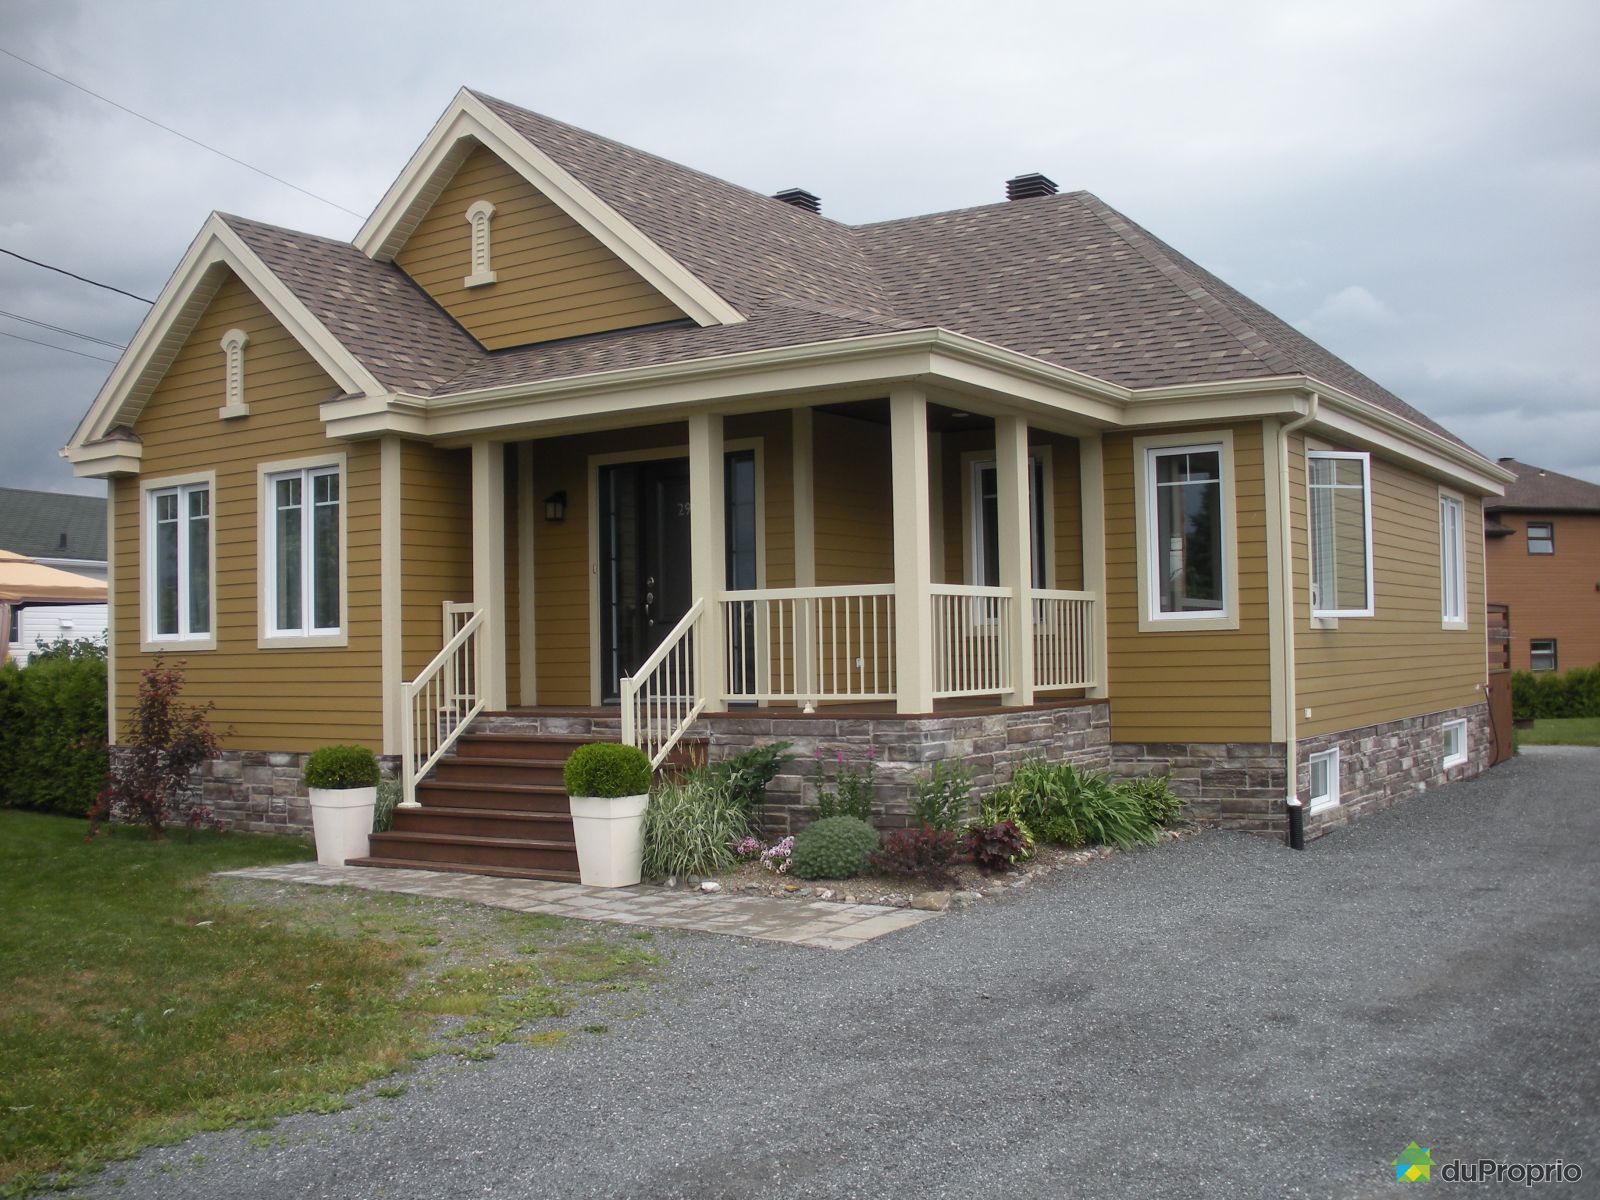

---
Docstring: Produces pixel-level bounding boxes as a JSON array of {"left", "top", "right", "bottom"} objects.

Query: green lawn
[
  {"left": 1518, "top": 718, "right": 1600, "bottom": 747},
  {"left": 0, "top": 813, "right": 657, "bottom": 1195}
]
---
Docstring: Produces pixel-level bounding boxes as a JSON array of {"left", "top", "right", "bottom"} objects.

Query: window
[
  {"left": 463, "top": 200, "right": 498, "bottom": 287},
  {"left": 266, "top": 465, "right": 341, "bottom": 637},
  {"left": 1526, "top": 521, "right": 1554, "bottom": 555},
  {"left": 970, "top": 455, "right": 1046, "bottom": 588},
  {"left": 1439, "top": 492, "right": 1466, "bottom": 627},
  {"left": 147, "top": 480, "right": 211, "bottom": 642},
  {"left": 1307, "top": 748, "right": 1339, "bottom": 813},
  {"left": 1530, "top": 639, "right": 1558, "bottom": 672},
  {"left": 1148, "top": 444, "right": 1224, "bottom": 617},
  {"left": 1442, "top": 719, "right": 1468, "bottom": 768},
  {"left": 1308, "top": 450, "right": 1372, "bottom": 617}
]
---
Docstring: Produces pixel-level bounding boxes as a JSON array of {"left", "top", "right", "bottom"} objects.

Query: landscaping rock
[
  {"left": 912, "top": 891, "right": 952, "bottom": 912},
  {"left": 699, "top": 881, "right": 721, "bottom": 893}
]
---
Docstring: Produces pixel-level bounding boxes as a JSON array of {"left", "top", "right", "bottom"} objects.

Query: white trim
[
  {"left": 792, "top": 409, "right": 815, "bottom": 588},
  {"left": 256, "top": 453, "right": 349, "bottom": 649},
  {"left": 1442, "top": 718, "right": 1468, "bottom": 769},
  {"left": 1439, "top": 488, "right": 1468, "bottom": 629},
  {"left": 470, "top": 440, "right": 508, "bottom": 711},
  {"left": 1132, "top": 430, "right": 1240, "bottom": 633},
  {"left": 138, "top": 470, "right": 217, "bottom": 653},
  {"left": 1307, "top": 747, "right": 1340, "bottom": 814},
  {"left": 516, "top": 442, "right": 538, "bottom": 705},
  {"left": 962, "top": 447, "right": 1052, "bottom": 589},
  {"left": 1305, "top": 446, "right": 1374, "bottom": 619},
  {"left": 463, "top": 199, "right": 499, "bottom": 288},
  {"left": 379, "top": 437, "right": 403, "bottom": 755},
  {"left": 1262, "top": 419, "right": 1287, "bottom": 742},
  {"left": 217, "top": 327, "right": 250, "bottom": 420},
  {"left": 66, "top": 214, "right": 385, "bottom": 459},
  {"left": 105, "top": 485, "right": 117, "bottom": 738},
  {"left": 1078, "top": 435, "right": 1108, "bottom": 699},
  {"left": 355, "top": 91, "right": 743, "bottom": 327}
]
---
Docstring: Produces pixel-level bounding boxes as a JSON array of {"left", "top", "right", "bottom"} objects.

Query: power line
[
  {"left": 0, "top": 45, "right": 365, "bottom": 219},
  {"left": 0, "top": 246, "right": 154, "bottom": 304},
  {"left": 0, "top": 307, "right": 127, "bottom": 350},
  {"left": 0, "top": 327, "right": 120, "bottom": 365}
]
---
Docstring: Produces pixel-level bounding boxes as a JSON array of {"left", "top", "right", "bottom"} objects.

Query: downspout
[{"left": 1279, "top": 392, "right": 1320, "bottom": 849}]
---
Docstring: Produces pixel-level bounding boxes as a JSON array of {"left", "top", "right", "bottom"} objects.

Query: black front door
[{"left": 598, "top": 457, "right": 692, "bottom": 702}]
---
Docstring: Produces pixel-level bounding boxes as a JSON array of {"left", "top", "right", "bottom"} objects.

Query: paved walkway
[{"left": 221, "top": 863, "right": 936, "bottom": 949}]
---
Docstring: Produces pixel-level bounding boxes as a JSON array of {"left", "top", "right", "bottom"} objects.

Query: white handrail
[
  {"left": 1032, "top": 588, "right": 1098, "bottom": 691},
  {"left": 931, "top": 583, "right": 1013, "bottom": 698},
  {"left": 721, "top": 585, "right": 897, "bottom": 705},
  {"left": 621, "top": 598, "right": 706, "bottom": 770},
  {"left": 400, "top": 605, "right": 487, "bottom": 807}
]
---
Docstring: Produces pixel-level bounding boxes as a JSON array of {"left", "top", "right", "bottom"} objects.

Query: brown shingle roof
[
  {"left": 1487, "top": 459, "right": 1600, "bottom": 513},
  {"left": 217, "top": 94, "right": 1476, "bottom": 456}
]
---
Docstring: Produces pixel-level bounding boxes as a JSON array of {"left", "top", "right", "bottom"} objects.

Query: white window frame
[
  {"left": 1526, "top": 520, "right": 1554, "bottom": 555},
  {"left": 1529, "top": 638, "right": 1557, "bottom": 672},
  {"left": 1307, "top": 747, "right": 1339, "bottom": 814},
  {"left": 963, "top": 447, "right": 1053, "bottom": 591},
  {"left": 1132, "top": 431, "right": 1240, "bottom": 632},
  {"left": 139, "top": 471, "right": 216, "bottom": 652},
  {"left": 1439, "top": 489, "right": 1468, "bottom": 629},
  {"left": 258, "top": 454, "right": 348, "bottom": 648},
  {"left": 1306, "top": 447, "right": 1374, "bottom": 620},
  {"left": 1442, "top": 718, "right": 1468, "bottom": 769}
]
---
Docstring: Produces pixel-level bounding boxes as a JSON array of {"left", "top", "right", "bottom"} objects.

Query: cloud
[{"left": 1297, "top": 285, "right": 1399, "bottom": 335}]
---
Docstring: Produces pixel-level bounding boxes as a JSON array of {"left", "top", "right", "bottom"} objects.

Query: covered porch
[{"left": 399, "top": 386, "right": 1109, "bottom": 797}]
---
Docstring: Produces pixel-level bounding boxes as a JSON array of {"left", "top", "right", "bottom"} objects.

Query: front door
[{"left": 598, "top": 457, "right": 692, "bottom": 703}]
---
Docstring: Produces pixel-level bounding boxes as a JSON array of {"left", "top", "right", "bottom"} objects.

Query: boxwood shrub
[
  {"left": 303, "top": 744, "right": 380, "bottom": 790},
  {"left": 789, "top": 815, "right": 879, "bottom": 880},
  {"left": 563, "top": 742, "right": 651, "bottom": 798}
]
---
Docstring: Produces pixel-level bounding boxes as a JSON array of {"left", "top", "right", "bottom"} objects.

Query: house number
[{"left": 677, "top": 501, "right": 691, "bottom": 517}]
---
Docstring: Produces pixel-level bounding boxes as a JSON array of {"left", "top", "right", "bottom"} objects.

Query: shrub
[
  {"left": 304, "top": 744, "right": 380, "bottom": 790},
  {"left": 978, "top": 783, "right": 1037, "bottom": 857},
  {"left": 0, "top": 639, "right": 107, "bottom": 817},
  {"left": 563, "top": 742, "right": 652, "bottom": 798},
  {"left": 911, "top": 761, "right": 972, "bottom": 832},
  {"left": 868, "top": 825, "right": 961, "bottom": 885},
  {"left": 811, "top": 749, "right": 877, "bottom": 821},
  {"left": 642, "top": 770, "right": 749, "bottom": 880},
  {"left": 789, "top": 815, "right": 879, "bottom": 880},
  {"left": 1006, "top": 759, "right": 1161, "bottom": 850},
  {"left": 91, "top": 658, "right": 223, "bottom": 839},
  {"left": 963, "top": 819, "right": 1029, "bottom": 873},
  {"left": 374, "top": 779, "right": 402, "bottom": 832},
  {"left": 704, "top": 741, "right": 795, "bottom": 815},
  {"left": 1511, "top": 665, "right": 1600, "bottom": 721},
  {"left": 1122, "top": 772, "right": 1183, "bottom": 827}
]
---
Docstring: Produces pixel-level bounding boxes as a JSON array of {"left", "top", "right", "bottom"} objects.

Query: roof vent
[
  {"left": 773, "top": 188, "right": 821, "bottom": 214},
  {"left": 1006, "top": 172, "right": 1058, "bottom": 201}
]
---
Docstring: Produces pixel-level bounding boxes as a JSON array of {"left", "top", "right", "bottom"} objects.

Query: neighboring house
[
  {"left": 0, "top": 486, "right": 109, "bottom": 664},
  {"left": 1484, "top": 458, "right": 1600, "bottom": 673},
  {"left": 0, "top": 549, "right": 107, "bottom": 666},
  {"left": 62, "top": 88, "right": 1509, "bottom": 863}
]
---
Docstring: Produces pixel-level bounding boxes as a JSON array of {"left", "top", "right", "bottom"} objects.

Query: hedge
[
  {"left": 0, "top": 639, "right": 108, "bottom": 817},
  {"left": 1511, "top": 665, "right": 1600, "bottom": 721}
]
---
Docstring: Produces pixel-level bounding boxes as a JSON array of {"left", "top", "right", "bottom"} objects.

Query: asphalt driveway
[{"left": 83, "top": 747, "right": 1599, "bottom": 1199}]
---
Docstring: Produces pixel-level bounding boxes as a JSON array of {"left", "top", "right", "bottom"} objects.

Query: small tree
[{"left": 90, "top": 658, "right": 224, "bottom": 839}]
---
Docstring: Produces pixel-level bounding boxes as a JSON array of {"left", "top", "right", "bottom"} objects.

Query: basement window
[
  {"left": 1307, "top": 748, "right": 1339, "bottom": 814},
  {"left": 1442, "top": 719, "right": 1468, "bottom": 769}
]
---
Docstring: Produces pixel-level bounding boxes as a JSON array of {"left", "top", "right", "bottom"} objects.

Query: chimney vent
[
  {"left": 1006, "top": 172, "right": 1058, "bottom": 201},
  {"left": 773, "top": 188, "right": 821, "bottom": 214}
]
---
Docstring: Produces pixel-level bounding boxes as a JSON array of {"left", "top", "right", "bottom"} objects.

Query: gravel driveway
[{"left": 81, "top": 747, "right": 1599, "bottom": 1199}]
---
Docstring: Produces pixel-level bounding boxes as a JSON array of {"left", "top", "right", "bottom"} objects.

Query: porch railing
[
  {"left": 931, "top": 584, "right": 1014, "bottom": 699},
  {"left": 1032, "top": 588, "right": 1097, "bottom": 691},
  {"left": 620, "top": 597, "right": 705, "bottom": 770},
  {"left": 720, "top": 585, "right": 897, "bottom": 706},
  {"left": 400, "top": 603, "right": 487, "bottom": 807}
]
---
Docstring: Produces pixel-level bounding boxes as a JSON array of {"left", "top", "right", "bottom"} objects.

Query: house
[
  {"left": 0, "top": 549, "right": 107, "bottom": 666},
  {"left": 62, "top": 88, "right": 1509, "bottom": 867},
  {"left": 0, "top": 486, "right": 109, "bottom": 664},
  {"left": 1484, "top": 458, "right": 1600, "bottom": 673}
]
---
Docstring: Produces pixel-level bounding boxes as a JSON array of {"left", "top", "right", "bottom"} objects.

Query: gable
[
  {"left": 132, "top": 271, "right": 341, "bottom": 459},
  {"left": 393, "top": 143, "right": 686, "bottom": 351}
]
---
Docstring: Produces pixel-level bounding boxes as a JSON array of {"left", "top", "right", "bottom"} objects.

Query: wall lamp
[{"left": 543, "top": 490, "right": 568, "bottom": 523}]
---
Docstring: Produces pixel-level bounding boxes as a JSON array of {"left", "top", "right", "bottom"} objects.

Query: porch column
[
  {"left": 471, "top": 439, "right": 508, "bottom": 712},
  {"left": 1079, "top": 434, "right": 1109, "bottom": 698},
  {"left": 688, "top": 412, "right": 727, "bottom": 712},
  {"left": 890, "top": 386, "right": 935, "bottom": 712},
  {"left": 995, "top": 414, "right": 1035, "bottom": 706}
]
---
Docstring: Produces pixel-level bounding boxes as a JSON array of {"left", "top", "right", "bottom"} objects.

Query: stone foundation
[
  {"left": 1109, "top": 741, "right": 1287, "bottom": 835},
  {"left": 164, "top": 750, "right": 399, "bottom": 836}
]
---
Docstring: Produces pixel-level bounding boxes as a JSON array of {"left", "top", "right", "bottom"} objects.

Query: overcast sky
[{"left": 3, "top": 0, "right": 1597, "bottom": 501}]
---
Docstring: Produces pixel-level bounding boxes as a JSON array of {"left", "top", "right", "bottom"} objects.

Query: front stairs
[{"left": 349, "top": 732, "right": 593, "bottom": 882}]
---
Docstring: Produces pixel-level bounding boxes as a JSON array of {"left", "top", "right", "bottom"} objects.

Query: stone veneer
[
  {"left": 174, "top": 750, "right": 399, "bottom": 836},
  {"left": 1111, "top": 701, "right": 1492, "bottom": 842}
]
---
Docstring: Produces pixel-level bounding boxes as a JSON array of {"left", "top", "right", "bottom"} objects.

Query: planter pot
[
  {"left": 308, "top": 786, "right": 377, "bottom": 866},
  {"left": 569, "top": 793, "right": 648, "bottom": 887}
]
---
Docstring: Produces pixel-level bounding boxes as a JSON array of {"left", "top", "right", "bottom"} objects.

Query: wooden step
[
  {"left": 391, "top": 805, "right": 575, "bottom": 842},
  {"left": 453, "top": 733, "right": 598, "bottom": 762},
  {"left": 416, "top": 779, "right": 571, "bottom": 812},
  {"left": 366, "top": 830, "right": 580, "bottom": 873},
  {"left": 431, "top": 756, "right": 566, "bottom": 787},
  {"left": 346, "top": 856, "right": 582, "bottom": 884}
]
